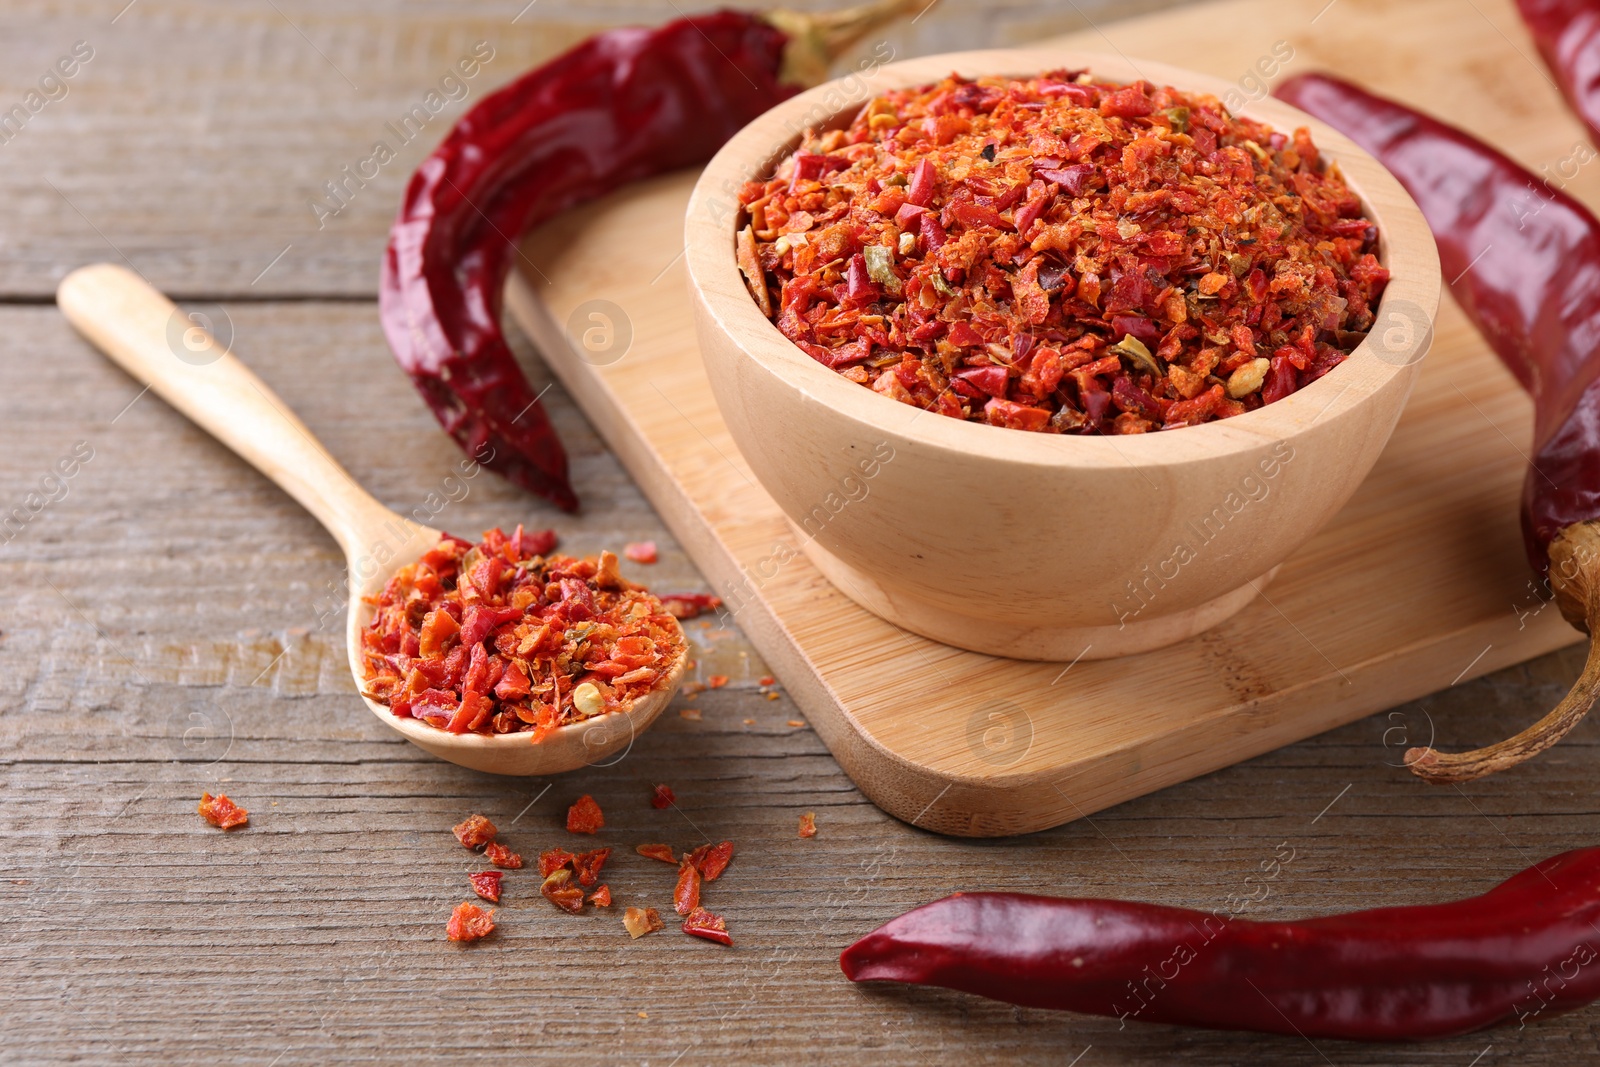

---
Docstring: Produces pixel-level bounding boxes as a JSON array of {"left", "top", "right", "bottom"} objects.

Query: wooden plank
[
  {"left": 0, "top": 0, "right": 1188, "bottom": 300},
  {"left": 505, "top": 0, "right": 1588, "bottom": 835},
  {"left": 2, "top": 292, "right": 1598, "bottom": 1058}
]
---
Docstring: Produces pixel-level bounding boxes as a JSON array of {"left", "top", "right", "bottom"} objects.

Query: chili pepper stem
[
  {"left": 1406, "top": 521, "right": 1600, "bottom": 783},
  {"left": 768, "top": 0, "right": 922, "bottom": 88}
]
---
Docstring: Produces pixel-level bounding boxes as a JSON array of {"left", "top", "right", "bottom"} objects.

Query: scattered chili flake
[
  {"left": 447, "top": 901, "right": 496, "bottom": 941},
  {"left": 674, "top": 859, "right": 703, "bottom": 916},
  {"left": 539, "top": 847, "right": 576, "bottom": 878},
  {"left": 541, "top": 868, "right": 586, "bottom": 914},
  {"left": 758, "top": 675, "right": 776, "bottom": 686},
  {"left": 787, "top": 719, "right": 805, "bottom": 727},
  {"left": 679, "top": 707, "right": 703, "bottom": 721},
  {"left": 687, "top": 841, "right": 735, "bottom": 882},
  {"left": 651, "top": 784, "right": 676, "bottom": 809},
  {"left": 573, "top": 847, "right": 612, "bottom": 887},
  {"left": 766, "top": 693, "right": 781, "bottom": 702},
  {"left": 623, "top": 541, "right": 658, "bottom": 564},
  {"left": 707, "top": 674, "right": 729, "bottom": 689},
  {"left": 743, "top": 718, "right": 756, "bottom": 726},
  {"left": 485, "top": 841, "right": 523, "bottom": 869},
  {"left": 739, "top": 73, "right": 1388, "bottom": 434},
  {"left": 452, "top": 814, "right": 497, "bottom": 849},
  {"left": 468, "top": 870, "right": 504, "bottom": 903},
  {"left": 682, "top": 906, "right": 732, "bottom": 946},
  {"left": 197, "top": 792, "right": 248, "bottom": 830},
  {"left": 567, "top": 794, "right": 604, "bottom": 834},
  {"left": 659, "top": 593, "right": 722, "bottom": 620},
  {"left": 588, "top": 885, "right": 612, "bottom": 907},
  {"left": 799, "top": 812, "right": 817, "bottom": 838},
  {"left": 358, "top": 530, "right": 687, "bottom": 738},
  {"left": 625, "top": 906, "right": 665, "bottom": 939},
  {"left": 637, "top": 843, "right": 677, "bottom": 864}
]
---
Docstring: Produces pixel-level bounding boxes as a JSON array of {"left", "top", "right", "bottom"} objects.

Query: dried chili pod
[
  {"left": 1274, "top": 73, "right": 1600, "bottom": 782},
  {"left": 843, "top": 846, "right": 1600, "bottom": 1040},
  {"left": 1517, "top": 0, "right": 1600, "bottom": 145},
  {"left": 380, "top": 1, "right": 918, "bottom": 511}
]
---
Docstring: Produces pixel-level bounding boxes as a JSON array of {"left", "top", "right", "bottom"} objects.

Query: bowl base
[{"left": 799, "top": 536, "right": 1276, "bottom": 661}]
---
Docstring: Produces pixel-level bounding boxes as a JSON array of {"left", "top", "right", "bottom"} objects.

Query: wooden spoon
[{"left": 57, "top": 263, "right": 684, "bottom": 775}]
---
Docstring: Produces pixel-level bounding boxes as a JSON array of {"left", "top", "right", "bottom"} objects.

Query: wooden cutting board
[{"left": 506, "top": 0, "right": 1586, "bottom": 836}]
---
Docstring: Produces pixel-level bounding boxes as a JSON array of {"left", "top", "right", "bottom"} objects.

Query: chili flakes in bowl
[
  {"left": 359, "top": 527, "right": 687, "bottom": 738},
  {"left": 736, "top": 71, "right": 1389, "bottom": 434}
]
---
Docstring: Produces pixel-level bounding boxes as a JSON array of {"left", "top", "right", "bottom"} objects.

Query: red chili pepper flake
[
  {"left": 738, "top": 73, "right": 1387, "bottom": 435},
  {"left": 624, "top": 906, "right": 665, "bottom": 939},
  {"left": 659, "top": 593, "right": 722, "bottom": 620},
  {"left": 573, "top": 847, "right": 612, "bottom": 887},
  {"left": 637, "top": 843, "right": 677, "bottom": 864},
  {"left": 541, "top": 869, "right": 586, "bottom": 914},
  {"left": 453, "top": 814, "right": 497, "bottom": 850},
  {"left": 358, "top": 530, "right": 687, "bottom": 738},
  {"left": 538, "top": 847, "right": 576, "bottom": 878},
  {"left": 679, "top": 707, "right": 703, "bottom": 721},
  {"left": 682, "top": 906, "right": 732, "bottom": 946},
  {"left": 567, "top": 794, "right": 604, "bottom": 834},
  {"left": 623, "top": 541, "right": 659, "bottom": 564},
  {"left": 447, "top": 901, "right": 496, "bottom": 941},
  {"left": 674, "top": 858, "right": 703, "bottom": 916},
  {"left": 197, "top": 792, "right": 248, "bottom": 830},
  {"left": 799, "top": 812, "right": 817, "bottom": 838},
  {"left": 758, "top": 675, "right": 776, "bottom": 686},
  {"left": 787, "top": 719, "right": 805, "bottom": 727},
  {"left": 588, "top": 885, "right": 612, "bottom": 907},
  {"left": 687, "top": 841, "right": 735, "bottom": 882},
  {"left": 651, "top": 784, "right": 676, "bottom": 809},
  {"left": 468, "top": 870, "right": 504, "bottom": 903},
  {"left": 707, "top": 675, "right": 729, "bottom": 689},
  {"left": 484, "top": 841, "right": 524, "bottom": 869}
]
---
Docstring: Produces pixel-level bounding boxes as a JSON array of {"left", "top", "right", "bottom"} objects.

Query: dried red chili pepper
[
  {"left": 197, "top": 792, "right": 248, "bottom": 830},
  {"left": 380, "top": 1, "right": 919, "bottom": 510},
  {"left": 624, "top": 542, "right": 658, "bottom": 565},
  {"left": 468, "top": 870, "right": 503, "bottom": 903},
  {"left": 541, "top": 869, "right": 585, "bottom": 914},
  {"left": 1517, "top": 0, "right": 1600, "bottom": 145},
  {"left": 588, "top": 885, "right": 612, "bottom": 908},
  {"left": 484, "top": 841, "right": 523, "bottom": 870},
  {"left": 687, "top": 841, "right": 735, "bottom": 882},
  {"left": 742, "top": 72, "right": 1387, "bottom": 435},
  {"left": 566, "top": 794, "right": 604, "bottom": 834},
  {"left": 624, "top": 906, "right": 664, "bottom": 939},
  {"left": 673, "top": 858, "right": 702, "bottom": 916},
  {"left": 842, "top": 847, "right": 1600, "bottom": 1040},
  {"left": 650, "top": 784, "right": 675, "bottom": 810},
  {"left": 658, "top": 593, "right": 723, "bottom": 621},
  {"left": 361, "top": 531, "right": 685, "bottom": 738},
  {"left": 538, "top": 847, "right": 575, "bottom": 878},
  {"left": 1275, "top": 73, "right": 1600, "bottom": 782},
  {"left": 707, "top": 675, "right": 729, "bottom": 689},
  {"left": 572, "top": 847, "right": 611, "bottom": 888},
  {"left": 453, "top": 814, "right": 497, "bottom": 850},
  {"left": 446, "top": 901, "right": 496, "bottom": 942},
  {"left": 683, "top": 906, "right": 733, "bottom": 946},
  {"left": 798, "top": 812, "right": 817, "bottom": 838},
  {"left": 636, "top": 843, "right": 676, "bottom": 864}
]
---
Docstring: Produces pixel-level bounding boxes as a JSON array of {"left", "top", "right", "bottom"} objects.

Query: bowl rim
[{"left": 685, "top": 47, "right": 1441, "bottom": 471}]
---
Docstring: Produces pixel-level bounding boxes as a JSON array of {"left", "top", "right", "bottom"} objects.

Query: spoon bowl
[{"left": 58, "top": 263, "right": 683, "bottom": 775}]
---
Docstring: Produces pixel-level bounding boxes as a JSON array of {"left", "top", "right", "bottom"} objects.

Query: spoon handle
[{"left": 57, "top": 263, "right": 405, "bottom": 557}]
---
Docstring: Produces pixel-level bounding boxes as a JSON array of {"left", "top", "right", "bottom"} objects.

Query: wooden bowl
[{"left": 685, "top": 49, "right": 1440, "bottom": 661}]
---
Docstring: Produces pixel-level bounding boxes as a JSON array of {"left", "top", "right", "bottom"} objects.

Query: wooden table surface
[{"left": 5, "top": 1, "right": 1599, "bottom": 1064}]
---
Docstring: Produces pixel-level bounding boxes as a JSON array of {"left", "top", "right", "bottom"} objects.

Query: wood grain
[{"left": 7, "top": 0, "right": 1600, "bottom": 1062}]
